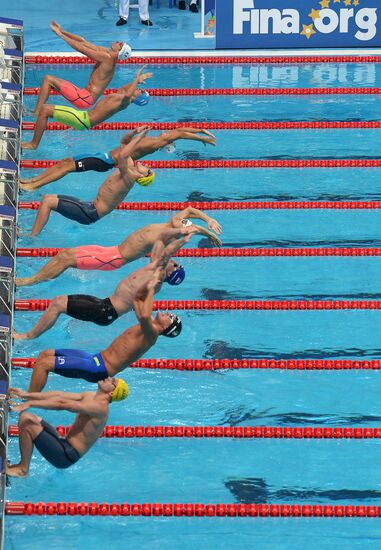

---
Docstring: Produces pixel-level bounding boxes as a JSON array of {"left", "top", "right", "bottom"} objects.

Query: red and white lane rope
[
  {"left": 23, "top": 86, "right": 381, "bottom": 97},
  {"left": 7, "top": 424, "right": 381, "bottom": 439},
  {"left": 6, "top": 501, "right": 381, "bottom": 517},
  {"left": 21, "top": 120, "right": 381, "bottom": 132},
  {"left": 24, "top": 54, "right": 381, "bottom": 65},
  {"left": 15, "top": 247, "right": 381, "bottom": 259},
  {"left": 13, "top": 299, "right": 381, "bottom": 311},
  {"left": 20, "top": 159, "right": 381, "bottom": 169},
  {"left": 17, "top": 200, "right": 381, "bottom": 211},
  {"left": 10, "top": 357, "right": 381, "bottom": 371}
]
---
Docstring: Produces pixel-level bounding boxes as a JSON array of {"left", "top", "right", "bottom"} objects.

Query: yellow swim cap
[
  {"left": 111, "top": 379, "right": 129, "bottom": 402},
  {"left": 136, "top": 170, "right": 155, "bottom": 187}
]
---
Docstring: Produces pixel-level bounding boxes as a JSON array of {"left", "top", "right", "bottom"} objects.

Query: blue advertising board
[{"left": 216, "top": 0, "right": 381, "bottom": 49}]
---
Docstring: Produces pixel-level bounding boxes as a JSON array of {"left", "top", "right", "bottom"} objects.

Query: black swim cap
[{"left": 162, "top": 314, "right": 182, "bottom": 338}]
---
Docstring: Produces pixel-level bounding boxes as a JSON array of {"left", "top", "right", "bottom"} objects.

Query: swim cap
[
  {"left": 136, "top": 169, "right": 155, "bottom": 187},
  {"left": 165, "top": 265, "right": 185, "bottom": 285},
  {"left": 162, "top": 314, "right": 182, "bottom": 338},
  {"left": 111, "top": 378, "right": 129, "bottom": 402},
  {"left": 118, "top": 42, "right": 132, "bottom": 61},
  {"left": 133, "top": 90, "right": 150, "bottom": 106},
  {"left": 181, "top": 219, "right": 192, "bottom": 227}
]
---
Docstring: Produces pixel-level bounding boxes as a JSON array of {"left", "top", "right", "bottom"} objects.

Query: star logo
[
  {"left": 309, "top": 8, "right": 321, "bottom": 21},
  {"left": 343, "top": 0, "right": 351, "bottom": 5},
  {"left": 353, "top": 0, "right": 359, "bottom": 4},
  {"left": 301, "top": 24, "right": 316, "bottom": 39},
  {"left": 319, "top": 0, "right": 330, "bottom": 7}
]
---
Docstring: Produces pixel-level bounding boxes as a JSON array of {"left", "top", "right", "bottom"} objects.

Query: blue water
[{"left": 7, "top": 61, "right": 381, "bottom": 549}]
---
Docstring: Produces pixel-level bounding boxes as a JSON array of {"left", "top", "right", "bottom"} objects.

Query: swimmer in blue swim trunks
[
  {"left": 6, "top": 377, "right": 129, "bottom": 477},
  {"left": 27, "top": 272, "right": 183, "bottom": 392},
  {"left": 28, "top": 127, "right": 156, "bottom": 236},
  {"left": 20, "top": 127, "right": 217, "bottom": 191}
]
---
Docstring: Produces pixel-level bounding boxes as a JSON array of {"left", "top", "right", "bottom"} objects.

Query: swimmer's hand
[
  {"left": 135, "top": 65, "right": 153, "bottom": 85},
  {"left": 51, "top": 21, "right": 62, "bottom": 35},
  {"left": 208, "top": 218, "right": 222, "bottom": 234},
  {"left": 201, "top": 129, "right": 217, "bottom": 140},
  {"left": 8, "top": 387, "right": 28, "bottom": 399},
  {"left": 11, "top": 402, "right": 30, "bottom": 413}
]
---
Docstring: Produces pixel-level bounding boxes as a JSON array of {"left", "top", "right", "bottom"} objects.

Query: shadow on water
[{"left": 225, "top": 478, "right": 381, "bottom": 504}]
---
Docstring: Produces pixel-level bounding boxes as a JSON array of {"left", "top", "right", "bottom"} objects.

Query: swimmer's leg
[
  {"left": 14, "top": 295, "right": 68, "bottom": 340},
  {"left": 22, "top": 105, "right": 55, "bottom": 150},
  {"left": 6, "top": 412, "right": 43, "bottom": 477},
  {"left": 33, "top": 75, "right": 65, "bottom": 116},
  {"left": 28, "top": 349, "right": 56, "bottom": 392},
  {"left": 30, "top": 194, "right": 59, "bottom": 236},
  {"left": 16, "top": 248, "right": 76, "bottom": 287},
  {"left": 20, "top": 158, "right": 76, "bottom": 191}
]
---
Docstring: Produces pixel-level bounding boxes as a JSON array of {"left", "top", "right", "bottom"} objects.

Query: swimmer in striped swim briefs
[
  {"left": 15, "top": 206, "right": 222, "bottom": 287},
  {"left": 31, "top": 21, "right": 132, "bottom": 116}
]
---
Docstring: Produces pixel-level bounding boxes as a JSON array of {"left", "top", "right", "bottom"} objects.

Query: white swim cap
[
  {"left": 181, "top": 219, "right": 193, "bottom": 227},
  {"left": 118, "top": 42, "right": 132, "bottom": 61}
]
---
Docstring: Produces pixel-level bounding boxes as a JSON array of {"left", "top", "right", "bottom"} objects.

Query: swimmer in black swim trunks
[
  {"left": 27, "top": 272, "right": 182, "bottom": 393},
  {"left": 14, "top": 231, "right": 194, "bottom": 340},
  {"left": 20, "top": 127, "right": 217, "bottom": 191},
  {"left": 28, "top": 127, "right": 155, "bottom": 236},
  {"left": 6, "top": 377, "right": 128, "bottom": 477}
]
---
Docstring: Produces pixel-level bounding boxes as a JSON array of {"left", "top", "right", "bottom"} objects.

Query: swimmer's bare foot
[
  {"left": 19, "top": 183, "right": 37, "bottom": 192},
  {"left": 21, "top": 142, "right": 37, "bottom": 150},
  {"left": 6, "top": 463, "right": 29, "bottom": 478},
  {"left": 12, "top": 331, "right": 29, "bottom": 341},
  {"left": 15, "top": 277, "right": 34, "bottom": 287}
]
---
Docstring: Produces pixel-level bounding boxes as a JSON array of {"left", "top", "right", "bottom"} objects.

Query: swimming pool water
[{"left": 7, "top": 61, "right": 381, "bottom": 549}]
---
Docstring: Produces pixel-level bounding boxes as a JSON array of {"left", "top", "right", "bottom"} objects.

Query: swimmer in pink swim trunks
[
  {"left": 22, "top": 66, "right": 152, "bottom": 150},
  {"left": 14, "top": 232, "right": 195, "bottom": 340},
  {"left": 31, "top": 21, "right": 132, "bottom": 116},
  {"left": 15, "top": 207, "right": 223, "bottom": 287},
  {"left": 27, "top": 127, "right": 154, "bottom": 236}
]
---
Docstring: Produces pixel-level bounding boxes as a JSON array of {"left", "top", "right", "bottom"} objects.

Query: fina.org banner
[{"left": 216, "top": 0, "right": 380, "bottom": 49}]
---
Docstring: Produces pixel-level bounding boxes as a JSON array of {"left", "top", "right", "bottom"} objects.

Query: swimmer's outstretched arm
[
  {"left": 165, "top": 128, "right": 216, "bottom": 146},
  {"left": 12, "top": 393, "right": 102, "bottom": 416},
  {"left": 191, "top": 225, "right": 222, "bottom": 247},
  {"left": 133, "top": 278, "right": 158, "bottom": 343},
  {"left": 171, "top": 207, "right": 222, "bottom": 234},
  {"left": 151, "top": 233, "right": 192, "bottom": 269}
]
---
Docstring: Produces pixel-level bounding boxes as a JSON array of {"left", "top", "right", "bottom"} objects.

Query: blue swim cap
[
  {"left": 133, "top": 90, "right": 150, "bottom": 106},
  {"left": 165, "top": 265, "right": 185, "bottom": 286}
]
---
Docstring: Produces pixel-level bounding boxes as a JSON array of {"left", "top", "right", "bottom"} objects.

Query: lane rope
[
  {"left": 14, "top": 299, "right": 381, "bottom": 311},
  {"left": 7, "top": 424, "right": 381, "bottom": 439},
  {"left": 17, "top": 200, "right": 381, "bottom": 211},
  {"left": 11, "top": 357, "right": 381, "bottom": 371},
  {"left": 6, "top": 501, "right": 381, "bottom": 517},
  {"left": 23, "top": 86, "right": 381, "bottom": 97},
  {"left": 20, "top": 159, "right": 381, "bottom": 169},
  {"left": 24, "top": 54, "right": 381, "bottom": 65},
  {"left": 15, "top": 247, "right": 381, "bottom": 259},
  {"left": 21, "top": 120, "right": 381, "bottom": 132}
]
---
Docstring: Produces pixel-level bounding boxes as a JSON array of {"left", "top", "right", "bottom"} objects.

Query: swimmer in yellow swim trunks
[{"left": 22, "top": 65, "right": 152, "bottom": 150}]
